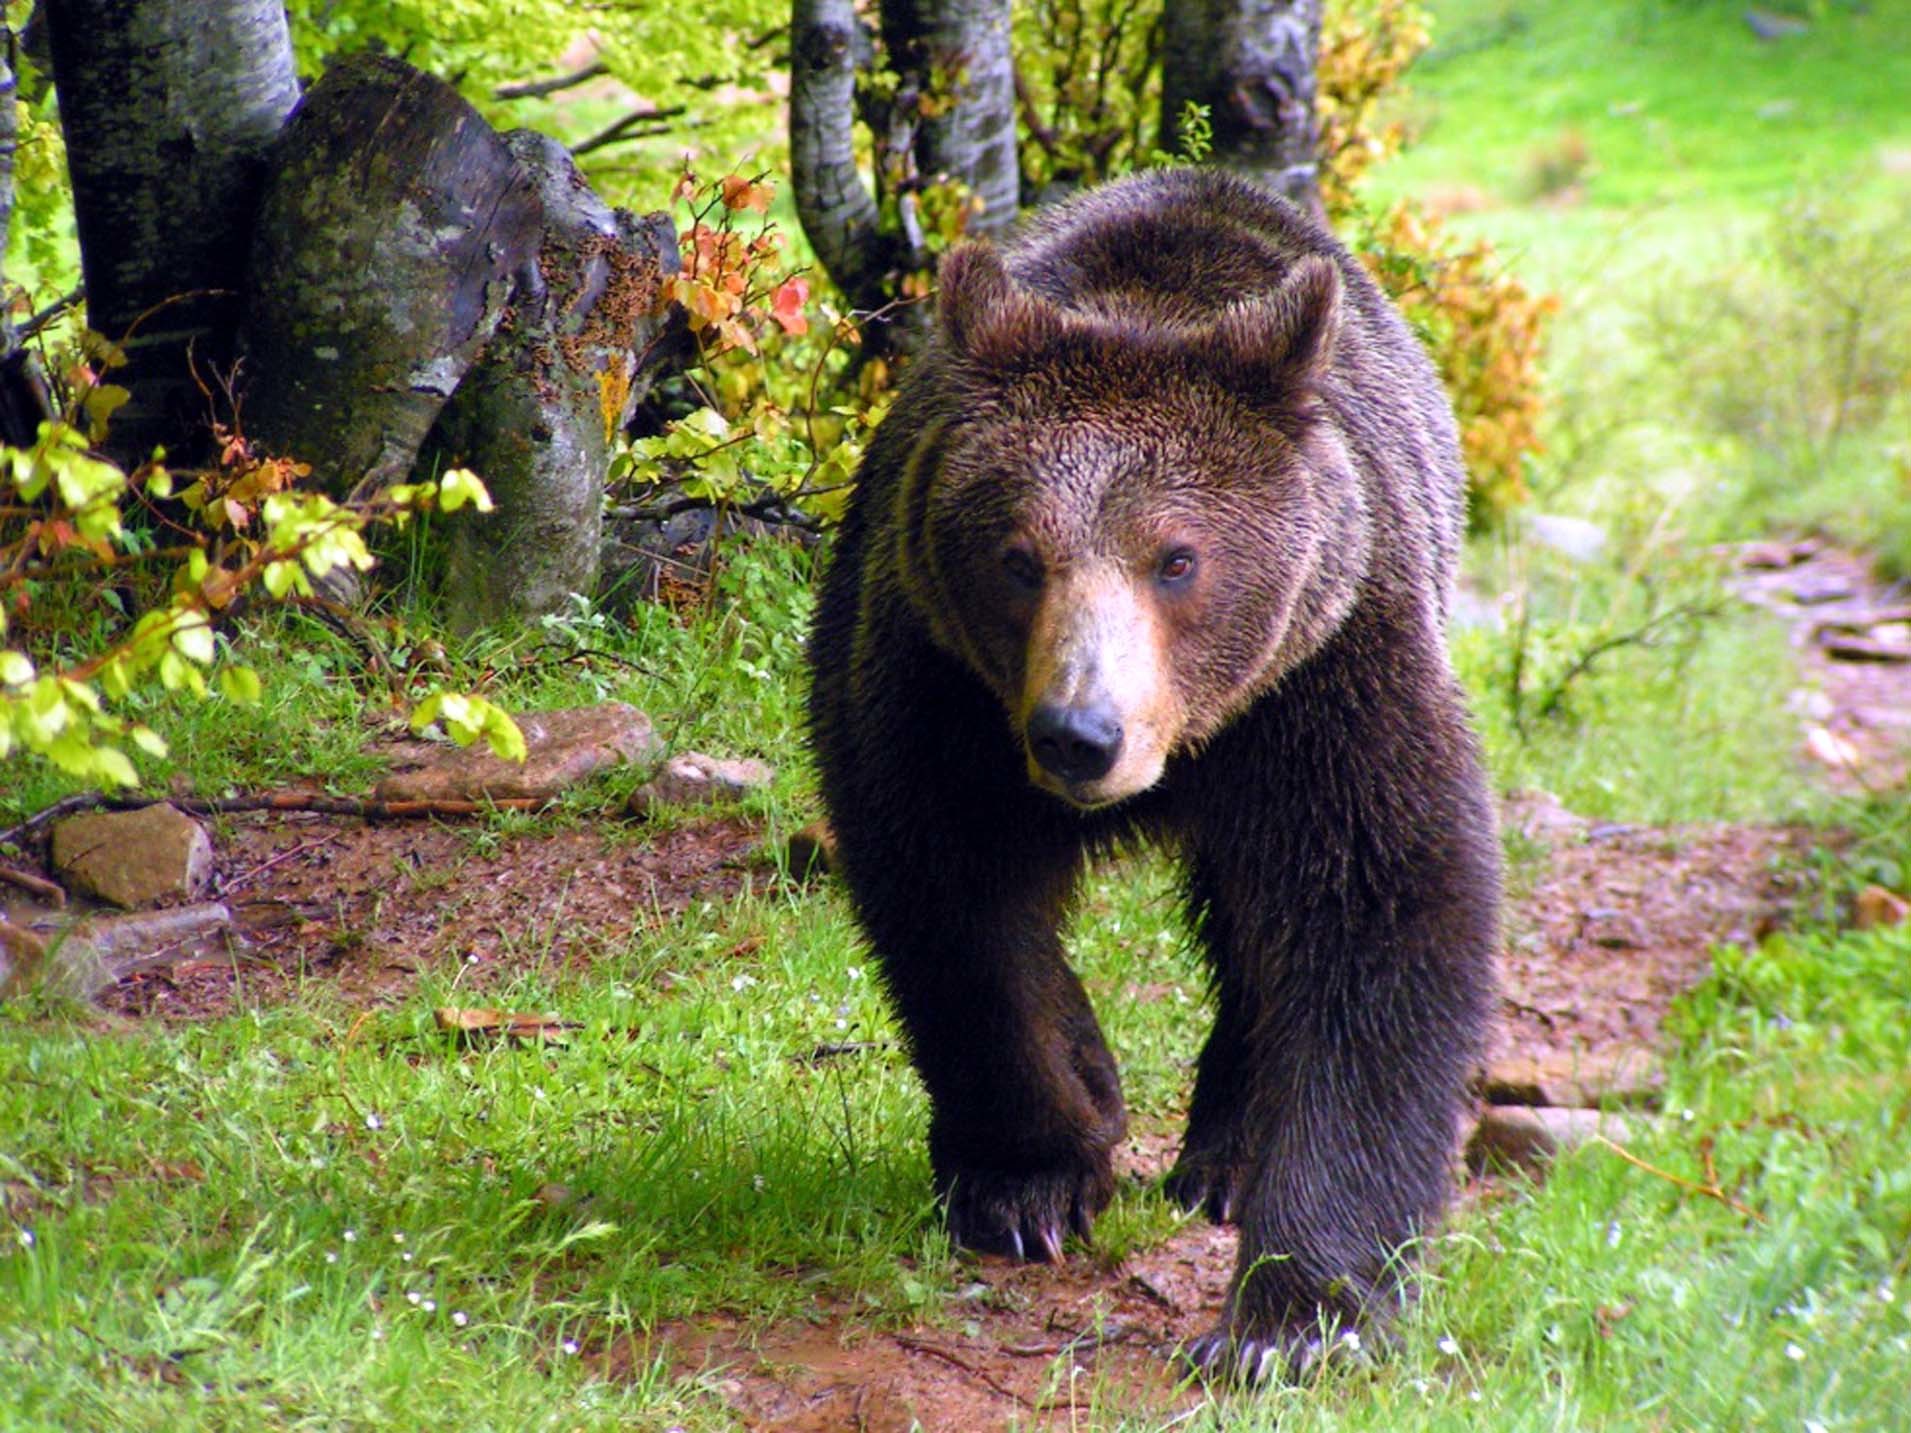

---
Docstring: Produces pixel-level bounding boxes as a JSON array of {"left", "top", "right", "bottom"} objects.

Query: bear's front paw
[
  {"left": 1180, "top": 1317, "right": 1366, "bottom": 1385},
  {"left": 941, "top": 1158, "right": 1115, "bottom": 1264},
  {"left": 1163, "top": 1150, "right": 1250, "bottom": 1225}
]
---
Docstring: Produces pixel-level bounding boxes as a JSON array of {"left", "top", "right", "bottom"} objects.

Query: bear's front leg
[
  {"left": 814, "top": 642, "right": 1128, "bottom": 1262},
  {"left": 1174, "top": 640, "right": 1501, "bottom": 1381}
]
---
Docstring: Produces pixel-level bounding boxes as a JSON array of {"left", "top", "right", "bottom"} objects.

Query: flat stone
[
  {"left": 1, "top": 902, "right": 233, "bottom": 1000},
  {"left": 1478, "top": 1049, "right": 1665, "bottom": 1109},
  {"left": 375, "top": 703, "right": 662, "bottom": 803},
  {"left": 50, "top": 803, "right": 213, "bottom": 909},
  {"left": 1467, "top": 1106, "right": 1634, "bottom": 1174},
  {"left": 1854, "top": 885, "right": 1911, "bottom": 930},
  {"left": 1502, "top": 788, "right": 1587, "bottom": 845},
  {"left": 0, "top": 920, "right": 48, "bottom": 996},
  {"left": 629, "top": 752, "right": 774, "bottom": 816}
]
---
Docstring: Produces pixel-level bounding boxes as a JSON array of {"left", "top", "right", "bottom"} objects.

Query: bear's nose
[{"left": 1027, "top": 702, "right": 1124, "bottom": 784}]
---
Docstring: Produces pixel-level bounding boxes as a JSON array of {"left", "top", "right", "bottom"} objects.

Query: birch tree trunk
[
  {"left": 42, "top": 0, "right": 300, "bottom": 466},
  {"left": 1161, "top": 0, "right": 1323, "bottom": 213},
  {"left": 880, "top": 0, "right": 1019, "bottom": 235},
  {"left": 790, "top": 0, "right": 1017, "bottom": 350}
]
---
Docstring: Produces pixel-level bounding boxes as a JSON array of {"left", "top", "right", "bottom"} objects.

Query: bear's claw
[
  {"left": 1181, "top": 1319, "right": 1365, "bottom": 1385},
  {"left": 1163, "top": 1154, "right": 1248, "bottom": 1225},
  {"left": 941, "top": 1162, "right": 1110, "bottom": 1264}
]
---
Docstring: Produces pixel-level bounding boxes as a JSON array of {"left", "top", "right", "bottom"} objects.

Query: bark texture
[
  {"left": 881, "top": 0, "right": 1019, "bottom": 236},
  {"left": 43, "top": 0, "right": 300, "bottom": 465},
  {"left": 237, "top": 54, "right": 540, "bottom": 498},
  {"left": 433, "top": 132, "right": 679, "bottom": 630},
  {"left": 789, "top": 0, "right": 900, "bottom": 315},
  {"left": 790, "top": 0, "right": 1018, "bottom": 348},
  {"left": 1160, "top": 0, "right": 1322, "bottom": 212}
]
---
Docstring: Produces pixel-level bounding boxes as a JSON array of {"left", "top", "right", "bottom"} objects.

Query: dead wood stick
[{"left": 0, "top": 865, "right": 65, "bottom": 904}]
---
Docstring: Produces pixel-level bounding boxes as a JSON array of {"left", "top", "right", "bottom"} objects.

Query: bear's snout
[{"left": 1027, "top": 700, "right": 1124, "bottom": 784}]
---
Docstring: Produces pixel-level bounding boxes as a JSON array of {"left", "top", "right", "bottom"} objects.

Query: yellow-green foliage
[{"left": 1, "top": 396, "right": 521, "bottom": 793}]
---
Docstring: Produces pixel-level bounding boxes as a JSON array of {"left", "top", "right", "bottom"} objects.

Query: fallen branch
[
  {"left": 1591, "top": 1133, "right": 1762, "bottom": 1222},
  {"left": 0, "top": 864, "right": 65, "bottom": 905},
  {"left": 0, "top": 790, "right": 548, "bottom": 852}
]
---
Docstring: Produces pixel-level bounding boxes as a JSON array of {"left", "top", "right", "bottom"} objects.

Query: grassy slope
[{"left": 6, "top": 2, "right": 1911, "bottom": 1426}]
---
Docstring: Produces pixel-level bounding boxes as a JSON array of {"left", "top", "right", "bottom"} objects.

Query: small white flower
[
  {"left": 1785, "top": 1342, "right": 1805, "bottom": 1362},
  {"left": 730, "top": 974, "right": 756, "bottom": 992},
  {"left": 835, "top": 1018, "right": 848, "bottom": 1031},
  {"left": 452, "top": 1311, "right": 469, "bottom": 1328},
  {"left": 406, "top": 1291, "right": 422, "bottom": 1306},
  {"left": 561, "top": 1338, "right": 581, "bottom": 1356},
  {"left": 402, "top": 1251, "right": 414, "bottom": 1263},
  {"left": 392, "top": 1232, "right": 405, "bottom": 1244},
  {"left": 1438, "top": 1336, "right": 1460, "bottom": 1356},
  {"left": 466, "top": 953, "right": 480, "bottom": 965},
  {"left": 846, "top": 966, "right": 863, "bottom": 982},
  {"left": 752, "top": 1174, "right": 766, "bottom": 1192},
  {"left": 1607, "top": 1222, "right": 1623, "bottom": 1249},
  {"left": 325, "top": 1250, "right": 339, "bottom": 1265},
  {"left": 1340, "top": 1330, "right": 1361, "bottom": 1352},
  {"left": 1878, "top": 1283, "right": 1895, "bottom": 1305},
  {"left": 1805, "top": 1420, "right": 1829, "bottom": 1433},
  {"left": 342, "top": 1230, "right": 357, "bottom": 1243},
  {"left": 15, "top": 1229, "right": 33, "bottom": 1249},
  {"left": 422, "top": 1299, "right": 437, "bottom": 1313},
  {"left": 1681, "top": 1108, "right": 1695, "bottom": 1122},
  {"left": 365, "top": 1113, "right": 383, "bottom": 1131},
  {"left": 371, "top": 1327, "right": 384, "bottom": 1341}
]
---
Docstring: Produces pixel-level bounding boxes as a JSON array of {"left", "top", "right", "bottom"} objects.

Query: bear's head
[{"left": 896, "top": 241, "right": 1374, "bottom": 810}]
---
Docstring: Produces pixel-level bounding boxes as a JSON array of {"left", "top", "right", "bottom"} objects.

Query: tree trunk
[
  {"left": 42, "top": 0, "right": 300, "bottom": 466},
  {"left": 432, "top": 132, "right": 680, "bottom": 631},
  {"left": 236, "top": 54, "right": 541, "bottom": 499},
  {"left": 789, "top": 0, "right": 905, "bottom": 315},
  {"left": 1161, "top": 0, "right": 1322, "bottom": 213},
  {"left": 790, "top": 0, "right": 1019, "bottom": 350},
  {"left": 881, "top": 0, "right": 1018, "bottom": 236}
]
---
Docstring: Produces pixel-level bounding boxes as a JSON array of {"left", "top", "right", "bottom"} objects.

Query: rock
[
  {"left": 785, "top": 820, "right": 838, "bottom": 879},
  {"left": 1783, "top": 571, "right": 1856, "bottom": 605},
  {"left": 51, "top": 803, "right": 213, "bottom": 909},
  {"left": 1735, "top": 539, "right": 1810, "bottom": 570},
  {"left": 1467, "top": 1106, "right": 1634, "bottom": 1174},
  {"left": 1478, "top": 1049, "right": 1664, "bottom": 1109},
  {"left": 629, "top": 752, "right": 774, "bottom": 817},
  {"left": 1527, "top": 513, "right": 1607, "bottom": 563},
  {"left": 375, "top": 703, "right": 662, "bottom": 803},
  {"left": 1502, "top": 788, "right": 1586, "bottom": 844},
  {"left": 1854, "top": 885, "right": 1911, "bottom": 931},
  {"left": 0, "top": 921, "right": 48, "bottom": 996},
  {"left": 1, "top": 902, "right": 233, "bottom": 1000},
  {"left": 1820, "top": 634, "right": 1911, "bottom": 664},
  {"left": 1803, "top": 724, "right": 1862, "bottom": 771}
]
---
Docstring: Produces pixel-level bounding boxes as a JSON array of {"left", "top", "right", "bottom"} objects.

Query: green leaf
[
  {"left": 439, "top": 467, "right": 495, "bottom": 514},
  {"left": 218, "top": 666, "right": 263, "bottom": 705},
  {"left": 171, "top": 616, "right": 216, "bottom": 665},
  {"left": 92, "top": 745, "right": 139, "bottom": 788},
  {"left": 129, "top": 725, "right": 169, "bottom": 758},
  {"left": 0, "top": 651, "right": 33, "bottom": 687}
]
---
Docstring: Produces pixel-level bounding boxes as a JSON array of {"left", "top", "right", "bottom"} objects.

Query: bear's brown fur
[{"left": 807, "top": 167, "right": 1501, "bottom": 1378}]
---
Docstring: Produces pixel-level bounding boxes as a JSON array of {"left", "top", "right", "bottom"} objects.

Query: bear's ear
[
  {"left": 1214, "top": 253, "right": 1342, "bottom": 387},
  {"left": 936, "top": 241, "right": 1063, "bottom": 365}
]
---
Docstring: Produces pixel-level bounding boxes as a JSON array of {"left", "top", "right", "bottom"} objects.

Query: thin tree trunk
[
  {"left": 1161, "top": 0, "right": 1322, "bottom": 213},
  {"left": 42, "top": 0, "right": 300, "bottom": 466},
  {"left": 881, "top": 0, "right": 1018, "bottom": 236},
  {"left": 789, "top": 0, "right": 900, "bottom": 314}
]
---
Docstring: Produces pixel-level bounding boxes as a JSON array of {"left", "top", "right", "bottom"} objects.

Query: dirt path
[{"left": 10, "top": 539, "right": 1907, "bottom": 1429}]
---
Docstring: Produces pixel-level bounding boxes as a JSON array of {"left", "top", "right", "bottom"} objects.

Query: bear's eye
[
  {"left": 1002, "top": 548, "right": 1044, "bottom": 591},
  {"left": 1157, "top": 548, "right": 1198, "bottom": 586}
]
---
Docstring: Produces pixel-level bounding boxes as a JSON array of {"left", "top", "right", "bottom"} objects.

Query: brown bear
[{"left": 806, "top": 167, "right": 1501, "bottom": 1380}]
